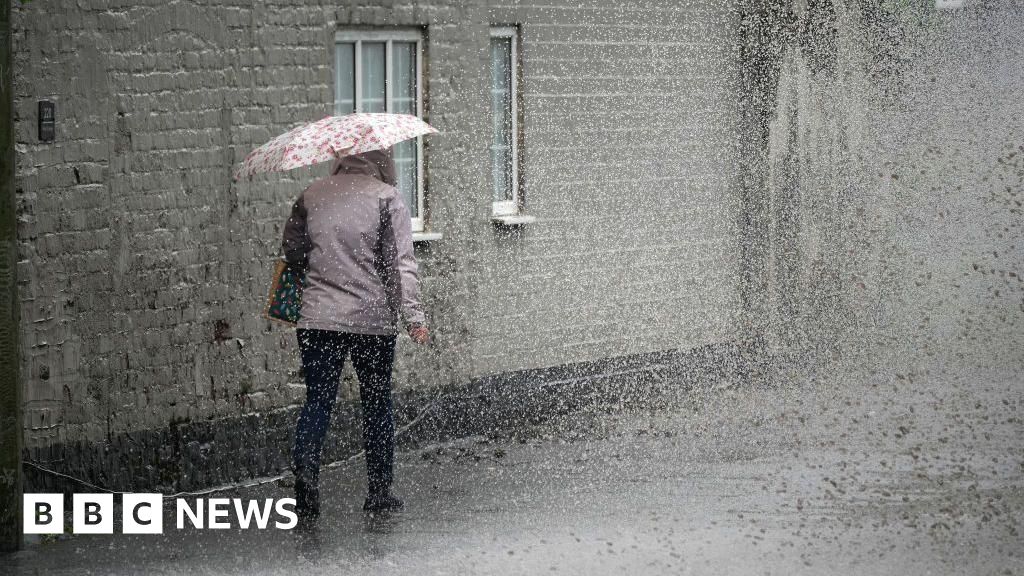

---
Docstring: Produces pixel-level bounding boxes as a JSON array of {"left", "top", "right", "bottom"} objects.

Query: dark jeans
[{"left": 292, "top": 328, "right": 397, "bottom": 494}]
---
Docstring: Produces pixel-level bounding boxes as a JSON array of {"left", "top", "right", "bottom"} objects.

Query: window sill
[
  {"left": 491, "top": 214, "right": 537, "bottom": 226},
  {"left": 411, "top": 231, "right": 443, "bottom": 243}
]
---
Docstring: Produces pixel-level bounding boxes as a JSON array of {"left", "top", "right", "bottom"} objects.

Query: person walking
[{"left": 281, "top": 147, "right": 429, "bottom": 521}]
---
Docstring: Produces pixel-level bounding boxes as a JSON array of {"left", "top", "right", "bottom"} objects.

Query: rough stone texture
[{"left": 11, "top": 0, "right": 748, "bottom": 490}]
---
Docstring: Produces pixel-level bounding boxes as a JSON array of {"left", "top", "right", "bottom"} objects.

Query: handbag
[{"left": 263, "top": 258, "right": 306, "bottom": 326}]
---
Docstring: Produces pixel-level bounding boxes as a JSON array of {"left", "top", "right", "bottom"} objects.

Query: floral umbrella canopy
[{"left": 233, "top": 113, "right": 437, "bottom": 181}]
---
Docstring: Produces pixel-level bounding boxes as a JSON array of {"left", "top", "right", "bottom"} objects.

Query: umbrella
[{"left": 233, "top": 113, "right": 438, "bottom": 181}]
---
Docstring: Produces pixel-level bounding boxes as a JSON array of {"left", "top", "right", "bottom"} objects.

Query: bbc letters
[{"left": 24, "top": 494, "right": 298, "bottom": 534}]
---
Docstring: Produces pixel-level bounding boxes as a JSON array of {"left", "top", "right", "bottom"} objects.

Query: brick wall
[
  {"left": 11, "top": 0, "right": 747, "bottom": 487},
  {"left": 14, "top": 0, "right": 338, "bottom": 455},
  {"left": 468, "top": 2, "right": 743, "bottom": 375}
]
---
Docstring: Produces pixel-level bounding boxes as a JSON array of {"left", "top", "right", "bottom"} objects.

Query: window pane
[
  {"left": 339, "top": 33, "right": 423, "bottom": 225},
  {"left": 335, "top": 42, "right": 355, "bottom": 115},
  {"left": 361, "top": 42, "right": 386, "bottom": 113},
  {"left": 391, "top": 42, "right": 418, "bottom": 216},
  {"left": 391, "top": 42, "right": 417, "bottom": 115},
  {"left": 394, "top": 139, "right": 417, "bottom": 217},
  {"left": 490, "top": 37, "right": 514, "bottom": 202}
]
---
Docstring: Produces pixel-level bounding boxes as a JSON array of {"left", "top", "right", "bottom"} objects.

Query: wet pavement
[{"left": 3, "top": 362, "right": 1022, "bottom": 575}]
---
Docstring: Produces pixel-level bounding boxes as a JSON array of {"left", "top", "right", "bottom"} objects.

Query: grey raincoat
[{"left": 281, "top": 150, "right": 425, "bottom": 335}]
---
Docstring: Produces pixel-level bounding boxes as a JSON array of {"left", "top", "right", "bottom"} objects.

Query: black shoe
[
  {"left": 295, "top": 477, "right": 320, "bottom": 522},
  {"left": 363, "top": 491, "right": 404, "bottom": 512}
]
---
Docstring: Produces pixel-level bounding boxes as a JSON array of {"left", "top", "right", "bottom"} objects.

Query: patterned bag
[{"left": 263, "top": 258, "right": 305, "bottom": 326}]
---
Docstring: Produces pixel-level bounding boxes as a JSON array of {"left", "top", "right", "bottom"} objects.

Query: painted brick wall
[
  {"left": 11, "top": 0, "right": 746, "bottom": 476},
  {"left": 14, "top": 0, "right": 340, "bottom": 454},
  {"left": 472, "top": 1, "right": 743, "bottom": 374}
]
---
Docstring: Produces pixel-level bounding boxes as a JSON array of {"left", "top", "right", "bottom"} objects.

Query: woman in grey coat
[{"left": 281, "top": 148, "right": 428, "bottom": 521}]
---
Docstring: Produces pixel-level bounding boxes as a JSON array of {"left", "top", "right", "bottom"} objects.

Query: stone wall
[{"left": 11, "top": 0, "right": 748, "bottom": 490}]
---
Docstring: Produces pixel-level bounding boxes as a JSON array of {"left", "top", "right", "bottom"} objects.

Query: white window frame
[
  {"left": 489, "top": 26, "right": 521, "bottom": 217},
  {"left": 335, "top": 29, "right": 426, "bottom": 232}
]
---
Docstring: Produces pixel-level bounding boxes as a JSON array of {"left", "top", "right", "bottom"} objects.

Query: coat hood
[{"left": 331, "top": 149, "right": 397, "bottom": 187}]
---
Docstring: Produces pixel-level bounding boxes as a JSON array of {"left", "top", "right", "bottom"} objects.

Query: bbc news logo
[{"left": 24, "top": 494, "right": 298, "bottom": 534}]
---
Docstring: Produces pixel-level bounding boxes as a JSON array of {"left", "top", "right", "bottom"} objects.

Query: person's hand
[{"left": 408, "top": 324, "right": 429, "bottom": 345}]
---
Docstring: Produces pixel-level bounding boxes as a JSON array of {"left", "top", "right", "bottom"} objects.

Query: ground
[{"left": 3, "top": 361, "right": 1022, "bottom": 576}]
